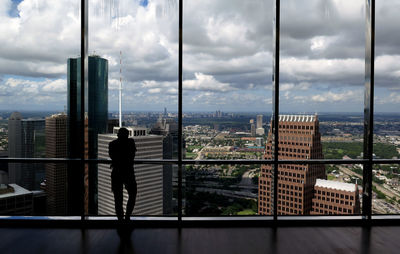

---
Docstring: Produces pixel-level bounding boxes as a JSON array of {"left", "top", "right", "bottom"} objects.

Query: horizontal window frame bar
[
  {"left": 1, "top": 158, "right": 399, "bottom": 165},
  {"left": 1, "top": 215, "right": 400, "bottom": 228}
]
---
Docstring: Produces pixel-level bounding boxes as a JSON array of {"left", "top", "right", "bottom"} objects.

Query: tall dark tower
[{"left": 67, "top": 56, "right": 108, "bottom": 215}]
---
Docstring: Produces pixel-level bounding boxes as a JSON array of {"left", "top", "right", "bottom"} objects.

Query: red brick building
[
  {"left": 259, "top": 115, "right": 326, "bottom": 215},
  {"left": 311, "top": 179, "right": 360, "bottom": 215}
]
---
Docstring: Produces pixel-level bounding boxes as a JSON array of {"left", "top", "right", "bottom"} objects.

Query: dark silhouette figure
[{"left": 109, "top": 128, "right": 137, "bottom": 222}]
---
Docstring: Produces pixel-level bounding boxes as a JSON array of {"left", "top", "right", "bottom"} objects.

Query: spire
[{"left": 119, "top": 50, "right": 122, "bottom": 127}]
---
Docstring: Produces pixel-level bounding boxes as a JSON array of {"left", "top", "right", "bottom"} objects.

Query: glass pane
[
  {"left": 374, "top": 1, "right": 400, "bottom": 160},
  {"left": 261, "top": 163, "right": 362, "bottom": 216},
  {"left": 184, "top": 164, "right": 260, "bottom": 216},
  {"left": 0, "top": 163, "right": 68, "bottom": 216},
  {"left": 182, "top": 0, "right": 273, "bottom": 157},
  {"left": 88, "top": 0, "right": 179, "bottom": 215},
  {"left": 372, "top": 164, "right": 400, "bottom": 214},
  {"left": 0, "top": 0, "right": 81, "bottom": 216},
  {"left": 280, "top": 0, "right": 364, "bottom": 150}
]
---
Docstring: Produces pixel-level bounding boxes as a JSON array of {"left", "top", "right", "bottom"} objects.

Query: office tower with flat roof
[
  {"left": 8, "top": 112, "right": 45, "bottom": 190},
  {"left": 97, "top": 127, "right": 164, "bottom": 215},
  {"left": 8, "top": 112, "right": 22, "bottom": 186},
  {"left": 68, "top": 56, "right": 108, "bottom": 215},
  {"left": 45, "top": 114, "right": 68, "bottom": 215},
  {"left": 259, "top": 114, "right": 326, "bottom": 215},
  {"left": 256, "top": 114, "right": 265, "bottom": 135},
  {"left": 256, "top": 115, "right": 263, "bottom": 129},
  {"left": 311, "top": 179, "right": 360, "bottom": 215},
  {"left": 250, "top": 119, "right": 256, "bottom": 137}
]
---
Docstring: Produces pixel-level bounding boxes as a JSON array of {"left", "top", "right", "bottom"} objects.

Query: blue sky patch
[
  {"left": 8, "top": 0, "right": 23, "bottom": 17},
  {"left": 139, "top": 0, "right": 148, "bottom": 7}
]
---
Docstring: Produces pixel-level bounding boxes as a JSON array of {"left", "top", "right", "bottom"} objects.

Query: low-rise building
[{"left": 311, "top": 179, "right": 360, "bottom": 215}]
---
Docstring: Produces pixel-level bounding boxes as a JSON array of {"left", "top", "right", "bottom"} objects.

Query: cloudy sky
[{"left": 0, "top": 0, "right": 399, "bottom": 113}]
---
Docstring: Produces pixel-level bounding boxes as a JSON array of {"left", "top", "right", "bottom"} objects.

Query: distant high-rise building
[
  {"left": 256, "top": 115, "right": 263, "bottom": 129},
  {"left": 259, "top": 115, "right": 325, "bottom": 215},
  {"left": 108, "top": 119, "right": 119, "bottom": 133},
  {"left": 256, "top": 137, "right": 264, "bottom": 147},
  {"left": 8, "top": 112, "right": 45, "bottom": 190},
  {"left": 164, "top": 107, "right": 168, "bottom": 117},
  {"left": 67, "top": 56, "right": 108, "bottom": 215},
  {"left": 45, "top": 114, "right": 68, "bottom": 215},
  {"left": 256, "top": 115, "right": 265, "bottom": 135},
  {"left": 250, "top": 119, "right": 256, "bottom": 136},
  {"left": 311, "top": 179, "right": 360, "bottom": 215},
  {"left": 150, "top": 117, "right": 179, "bottom": 214},
  {"left": 8, "top": 112, "right": 22, "bottom": 186},
  {"left": 97, "top": 127, "right": 164, "bottom": 215}
]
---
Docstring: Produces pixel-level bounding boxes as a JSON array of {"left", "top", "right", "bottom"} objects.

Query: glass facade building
[{"left": 67, "top": 56, "right": 108, "bottom": 215}]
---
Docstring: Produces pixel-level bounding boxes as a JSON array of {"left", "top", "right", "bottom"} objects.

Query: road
[
  {"left": 336, "top": 165, "right": 400, "bottom": 213},
  {"left": 338, "top": 165, "right": 400, "bottom": 200},
  {"left": 239, "top": 169, "right": 257, "bottom": 186}
]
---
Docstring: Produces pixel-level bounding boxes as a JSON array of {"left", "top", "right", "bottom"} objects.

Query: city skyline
[{"left": 0, "top": 1, "right": 400, "bottom": 112}]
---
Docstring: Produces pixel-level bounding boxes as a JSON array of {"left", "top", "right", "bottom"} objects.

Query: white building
[
  {"left": 97, "top": 127, "right": 164, "bottom": 215},
  {"left": 0, "top": 184, "right": 33, "bottom": 215}
]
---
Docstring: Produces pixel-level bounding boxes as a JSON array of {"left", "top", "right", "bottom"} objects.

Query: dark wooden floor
[{"left": 2, "top": 226, "right": 400, "bottom": 254}]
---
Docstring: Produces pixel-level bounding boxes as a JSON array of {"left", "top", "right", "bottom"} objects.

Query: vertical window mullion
[
  {"left": 363, "top": 0, "right": 375, "bottom": 220},
  {"left": 80, "top": 0, "right": 88, "bottom": 221},
  {"left": 178, "top": 0, "right": 183, "bottom": 224},
  {"left": 273, "top": 0, "right": 280, "bottom": 220}
]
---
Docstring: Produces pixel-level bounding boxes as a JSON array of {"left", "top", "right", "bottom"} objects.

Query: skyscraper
[
  {"left": 97, "top": 127, "right": 164, "bottom": 215},
  {"left": 45, "top": 114, "right": 67, "bottom": 215},
  {"left": 259, "top": 115, "right": 325, "bottom": 215},
  {"left": 8, "top": 112, "right": 22, "bottom": 186},
  {"left": 8, "top": 112, "right": 45, "bottom": 190},
  {"left": 250, "top": 119, "right": 256, "bottom": 136},
  {"left": 67, "top": 56, "right": 108, "bottom": 215},
  {"left": 150, "top": 117, "right": 179, "bottom": 214},
  {"left": 256, "top": 114, "right": 265, "bottom": 135}
]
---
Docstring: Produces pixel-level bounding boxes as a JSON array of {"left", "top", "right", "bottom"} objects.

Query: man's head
[{"left": 117, "top": 127, "right": 129, "bottom": 139}]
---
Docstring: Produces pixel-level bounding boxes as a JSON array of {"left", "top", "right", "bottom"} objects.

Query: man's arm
[
  {"left": 131, "top": 139, "right": 137, "bottom": 159},
  {"left": 109, "top": 141, "right": 115, "bottom": 160}
]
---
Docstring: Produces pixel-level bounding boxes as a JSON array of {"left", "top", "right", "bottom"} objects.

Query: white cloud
[
  {"left": 310, "top": 90, "right": 359, "bottom": 103},
  {"left": 184, "top": 73, "right": 233, "bottom": 92},
  {"left": 0, "top": 0, "right": 400, "bottom": 111}
]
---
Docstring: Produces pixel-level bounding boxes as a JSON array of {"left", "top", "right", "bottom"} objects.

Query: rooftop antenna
[{"left": 119, "top": 50, "right": 122, "bottom": 127}]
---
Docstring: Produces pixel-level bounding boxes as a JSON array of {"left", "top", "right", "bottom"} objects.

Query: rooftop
[
  {"left": 278, "top": 115, "right": 316, "bottom": 123},
  {"left": 315, "top": 179, "right": 356, "bottom": 192},
  {"left": 0, "top": 184, "right": 32, "bottom": 199}
]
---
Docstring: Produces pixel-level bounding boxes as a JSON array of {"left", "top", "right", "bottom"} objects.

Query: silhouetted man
[{"left": 109, "top": 127, "right": 137, "bottom": 221}]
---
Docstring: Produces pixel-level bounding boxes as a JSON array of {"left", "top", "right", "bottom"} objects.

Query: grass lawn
[
  {"left": 327, "top": 175, "right": 336, "bottom": 180},
  {"left": 237, "top": 209, "right": 257, "bottom": 215}
]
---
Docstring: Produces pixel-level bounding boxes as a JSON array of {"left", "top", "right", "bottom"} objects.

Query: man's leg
[
  {"left": 125, "top": 179, "right": 137, "bottom": 221},
  {"left": 112, "top": 171, "right": 124, "bottom": 221}
]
